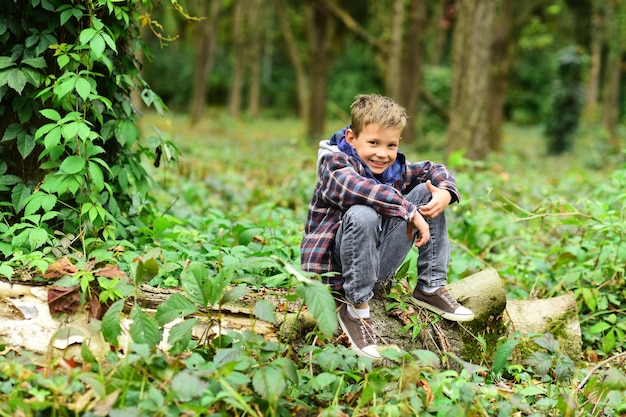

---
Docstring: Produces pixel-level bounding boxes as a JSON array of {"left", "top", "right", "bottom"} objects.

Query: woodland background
[
  {"left": 0, "top": 0, "right": 625, "bottom": 416},
  {"left": 142, "top": 0, "right": 624, "bottom": 158}
]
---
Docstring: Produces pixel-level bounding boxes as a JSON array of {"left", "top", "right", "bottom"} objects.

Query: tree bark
[
  {"left": 189, "top": 0, "right": 221, "bottom": 124},
  {"left": 601, "top": 0, "right": 623, "bottom": 149},
  {"left": 228, "top": 0, "right": 246, "bottom": 119},
  {"left": 446, "top": 0, "right": 496, "bottom": 161},
  {"left": 246, "top": 0, "right": 266, "bottom": 117},
  {"left": 273, "top": 0, "right": 310, "bottom": 122},
  {"left": 305, "top": 0, "right": 336, "bottom": 140},
  {"left": 384, "top": 0, "right": 406, "bottom": 101},
  {"left": 485, "top": 0, "right": 513, "bottom": 153},
  {"left": 398, "top": 0, "right": 428, "bottom": 143},
  {"left": 583, "top": 0, "right": 603, "bottom": 122}
]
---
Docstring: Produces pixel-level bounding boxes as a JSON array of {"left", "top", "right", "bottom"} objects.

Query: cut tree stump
[
  {"left": 504, "top": 292, "right": 582, "bottom": 360},
  {"left": 0, "top": 268, "right": 582, "bottom": 366}
]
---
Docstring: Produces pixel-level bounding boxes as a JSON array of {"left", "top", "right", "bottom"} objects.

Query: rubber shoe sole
[{"left": 337, "top": 304, "right": 382, "bottom": 360}]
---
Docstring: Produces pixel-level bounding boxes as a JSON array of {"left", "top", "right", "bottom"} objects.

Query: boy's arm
[
  {"left": 406, "top": 161, "right": 460, "bottom": 204},
  {"left": 319, "top": 154, "right": 416, "bottom": 221}
]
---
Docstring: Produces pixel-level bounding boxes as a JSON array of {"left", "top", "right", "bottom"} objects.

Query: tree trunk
[
  {"left": 485, "top": 0, "right": 513, "bottom": 152},
  {"left": 446, "top": 0, "right": 496, "bottom": 161},
  {"left": 246, "top": 0, "right": 265, "bottom": 117},
  {"left": 305, "top": 0, "right": 336, "bottom": 141},
  {"left": 189, "top": 0, "right": 221, "bottom": 124},
  {"left": 228, "top": 0, "right": 246, "bottom": 119},
  {"left": 273, "top": 0, "right": 310, "bottom": 122},
  {"left": 601, "top": 0, "right": 623, "bottom": 149},
  {"left": 583, "top": 0, "right": 603, "bottom": 122},
  {"left": 398, "top": 0, "right": 428, "bottom": 143},
  {"left": 384, "top": 0, "right": 406, "bottom": 101}
]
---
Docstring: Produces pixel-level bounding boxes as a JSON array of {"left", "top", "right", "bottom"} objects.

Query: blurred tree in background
[{"left": 135, "top": 0, "right": 623, "bottom": 158}]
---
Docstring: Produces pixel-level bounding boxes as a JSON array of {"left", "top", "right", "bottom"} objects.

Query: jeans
[{"left": 333, "top": 183, "right": 450, "bottom": 306}]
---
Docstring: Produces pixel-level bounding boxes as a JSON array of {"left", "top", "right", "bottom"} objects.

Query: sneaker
[
  {"left": 337, "top": 304, "right": 382, "bottom": 360},
  {"left": 411, "top": 286, "right": 475, "bottom": 322}
]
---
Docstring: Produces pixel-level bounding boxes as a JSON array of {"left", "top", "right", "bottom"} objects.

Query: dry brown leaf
[
  {"left": 48, "top": 285, "right": 80, "bottom": 316},
  {"left": 44, "top": 258, "right": 77, "bottom": 279}
]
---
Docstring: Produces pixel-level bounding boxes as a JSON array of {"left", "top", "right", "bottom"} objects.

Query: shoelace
[
  {"left": 438, "top": 288, "right": 461, "bottom": 309},
  {"left": 359, "top": 318, "right": 378, "bottom": 345}
]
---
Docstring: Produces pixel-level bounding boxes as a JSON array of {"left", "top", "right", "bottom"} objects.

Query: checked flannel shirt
[{"left": 300, "top": 149, "right": 460, "bottom": 286}]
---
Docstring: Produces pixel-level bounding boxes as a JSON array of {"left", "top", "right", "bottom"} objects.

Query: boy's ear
[{"left": 345, "top": 128, "right": 356, "bottom": 144}]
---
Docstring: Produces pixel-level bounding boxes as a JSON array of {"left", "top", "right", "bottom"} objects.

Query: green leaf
[
  {"left": 88, "top": 161, "right": 104, "bottom": 191},
  {"left": 11, "top": 182, "right": 31, "bottom": 213},
  {"left": 43, "top": 127, "right": 62, "bottom": 149},
  {"left": 7, "top": 68, "right": 26, "bottom": 94},
  {"left": 254, "top": 299, "right": 277, "bottom": 324},
  {"left": 75, "top": 77, "right": 91, "bottom": 101},
  {"left": 155, "top": 293, "right": 198, "bottom": 326},
  {"left": 39, "top": 108, "right": 61, "bottom": 122},
  {"left": 28, "top": 227, "right": 48, "bottom": 250},
  {"left": 181, "top": 262, "right": 212, "bottom": 308},
  {"left": 221, "top": 286, "right": 251, "bottom": 304},
  {"left": 588, "top": 321, "right": 612, "bottom": 334},
  {"left": 171, "top": 370, "right": 207, "bottom": 402},
  {"left": 115, "top": 119, "right": 139, "bottom": 147},
  {"left": 129, "top": 304, "right": 160, "bottom": 348},
  {"left": 90, "top": 34, "right": 106, "bottom": 59},
  {"left": 17, "top": 131, "right": 36, "bottom": 159},
  {"left": 252, "top": 365, "right": 286, "bottom": 403},
  {"left": 135, "top": 257, "right": 159, "bottom": 285},
  {"left": 1, "top": 123, "right": 22, "bottom": 142},
  {"left": 167, "top": 318, "right": 198, "bottom": 350},
  {"left": 22, "top": 57, "right": 46, "bottom": 69},
  {"left": 101, "top": 299, "right": 125, "bottom": 346},
  {"left": 492, "top": 338, "right": 520, "bottom": 375},
  {"left": 0, "top": 56, "right": 15, "bottom": 70},
  {"left": 79, "top": 28, "right": 97, "bottom": 44},
  {"left": 296, "top": 279, "right": 337, "bottom": 338},
  {"left": 54, "top": 76, "right": 76, "bottom": 99},
  {"left": 581, "top": 288, "right": 597, "bottom": 312},
  {"left": 0, "top": 263, "right": 13, "bottom": 279},
  {"left": 59, "top": 155, "right": 86, "bottom": 174}
]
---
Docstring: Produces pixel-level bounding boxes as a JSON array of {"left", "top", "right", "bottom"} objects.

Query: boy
[{"left": 300, "top": 94, "right": 474, "bottom": 360}]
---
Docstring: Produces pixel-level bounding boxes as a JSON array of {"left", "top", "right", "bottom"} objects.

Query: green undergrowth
[{"left": 1, "top": 111, "right": 625, "bottom": 416}]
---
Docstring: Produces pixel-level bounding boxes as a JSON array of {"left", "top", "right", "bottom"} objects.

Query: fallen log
[{"left": 0, "top": 268, "right": 582, "bottom": 367}]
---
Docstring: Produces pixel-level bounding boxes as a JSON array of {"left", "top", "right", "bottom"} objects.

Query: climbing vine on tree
[{"left": 0, "top": 0, "right": 177, "bottom": 275}]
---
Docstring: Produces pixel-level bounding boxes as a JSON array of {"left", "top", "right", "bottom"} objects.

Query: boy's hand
[
  {"left": 418, "top": 180, "right": 452, "bottom": 219},
  {"left": 407, "top": 211, "right": 430, "bottom": 247}
]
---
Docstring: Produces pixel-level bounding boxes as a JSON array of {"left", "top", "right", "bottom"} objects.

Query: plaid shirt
[{"left": 300, "top": 152, "right": 460, "bottom": 279}]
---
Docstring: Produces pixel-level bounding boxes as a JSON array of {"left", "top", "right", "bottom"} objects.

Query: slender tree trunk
[
  {"left": 246, "top": 0, "right": 265, "bottom": 117},
  {"left": 601, "top": 0, "right": 623, "bottom": 148},
  {"left": 583, "top": 0, "right": 603, "bottom": 122},
  {"left": 446, "top": 0, "right": 496, "bottom": 160},
  {"left": 384, "top": 0, "right": 406, "bottom": 101},
  {"left": 273, "top": 0, "right": 309, "bottom": 121},
  {"left": 305, "top": 0, "right": 336, "bottom": 140},
  {"left": 430, "top": 0, "right": 447, "bottom": 66},
  {"left": 485, "top": 0, "right": 513, "bottom": 152},
  {"left": 228, "top": 0, "right": 246, "bottom": 119},
  {"left": 398, "top": 0, "right": 428, "bottom": 143},
  {"left": 189, "top": 0, "right": 221, "bottom": 125}
]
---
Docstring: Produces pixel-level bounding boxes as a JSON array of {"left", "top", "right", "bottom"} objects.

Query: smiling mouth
[{"left": 370, "top": 160, "right": 387, "bottom": 168}]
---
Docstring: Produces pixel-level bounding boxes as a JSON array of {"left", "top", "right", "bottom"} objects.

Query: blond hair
[{"left": 350, "top": 94, "right": 407, "bottom": 137}]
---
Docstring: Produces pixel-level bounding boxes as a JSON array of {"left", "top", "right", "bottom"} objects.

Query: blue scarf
[{"left": 329, "top": 125, "right": 406, "bottom": 185}]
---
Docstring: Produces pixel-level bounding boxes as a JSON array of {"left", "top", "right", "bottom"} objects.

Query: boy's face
[{"left": 346, "top": 123, "right": 401, "bottom": 175}]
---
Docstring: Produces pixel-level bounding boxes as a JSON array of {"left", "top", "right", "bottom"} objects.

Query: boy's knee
[
  {"left": 407, "top": 183, "right": 432, "bottom": 205},
  {"left": 344, "top": 205, "right": 378, "bottom": 229}
]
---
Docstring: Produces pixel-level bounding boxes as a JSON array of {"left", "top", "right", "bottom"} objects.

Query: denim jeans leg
[
  {"left": 378, "top": 183, "right": 450, "bottom": 288},
  {"left": 333, "top": 205, "right": 379, "bottom": 306}
]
